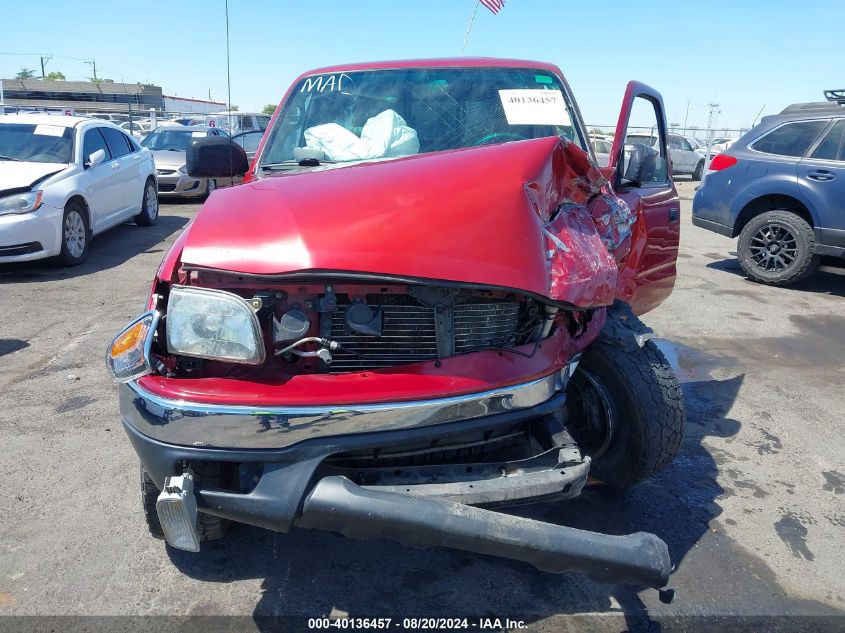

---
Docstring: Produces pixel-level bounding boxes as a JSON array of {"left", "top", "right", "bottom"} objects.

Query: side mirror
[
  {"left": 86, "top": 148, "right": 106, "bottom": 169},
  {"left": 623, "top": 143, "right": 658, "bottom": 185},
  {"left": 186, "top": 137, "right": 249, "bottom": 178}
]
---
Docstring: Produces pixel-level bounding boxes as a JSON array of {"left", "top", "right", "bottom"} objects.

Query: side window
[
  {"left": 241, "top": 117, "right": 255, "bottom": 131},
  {"left": 128, "top": 136, "right": 141, "bottom": 152},
  {"left": 100, "top": 127, "right": 132, "bottom": 158},
  {"left": 668, "top": 135, "right": 682, "bottom": 150},
  {"left": 623, "top": 96, "right": 669, "bottom": 186},
  {"left": 811, "top": 120, "right": 845, "bottom": 162},
  {"left": 751, "top": 120, "right": 828, "bottom": 157},
  {"left": 82, "top": 128, "right": 111, "bottom": 167},
  {"left": 679, "top": 137, "right": 692, "bottom": 151}
]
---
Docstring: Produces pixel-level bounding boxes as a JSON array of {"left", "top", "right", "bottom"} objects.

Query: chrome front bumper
[{"left": 120, "top": 374, "right": 560, "bottom": 450}]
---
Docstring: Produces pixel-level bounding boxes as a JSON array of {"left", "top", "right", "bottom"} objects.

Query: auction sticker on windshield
[
  {"left": 498, "top": 89, "right": 570, "bottom": 126},
  {"left": 34, "top": 124, "right": 65, "bottom": 137}
]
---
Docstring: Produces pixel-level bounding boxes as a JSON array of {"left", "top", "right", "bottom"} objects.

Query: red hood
[{"left": 179, "top": 136, "right": 614, "bottom": 303}]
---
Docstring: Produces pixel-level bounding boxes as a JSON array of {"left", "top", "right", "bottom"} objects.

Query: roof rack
[
  {"left": 780, "top": 101, "right": 843, "bottom": 115},
  {"left": 824, "top": 89, "right": 845, "bottom": 104}
]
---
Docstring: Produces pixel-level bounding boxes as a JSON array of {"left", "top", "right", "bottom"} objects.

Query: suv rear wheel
[{"left": 737, "top": 210, "right": 819, "bottom": 286}]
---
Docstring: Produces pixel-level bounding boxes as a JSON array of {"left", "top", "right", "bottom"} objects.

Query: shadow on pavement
[
  {"left": 0, "top": 215, "right": 188, "bottom": 284},
  {"left": 705, "top": 257, "right": 845, "bottom": 298},
  {"left": 165, "top": 369, "right": 748, "bottom": 630}
]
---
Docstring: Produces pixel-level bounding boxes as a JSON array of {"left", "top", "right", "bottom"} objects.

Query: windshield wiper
[
  {"left": 260, "top": 159, "right": 334, "bottom": 171},
  {"left": 0, "top": 155, "right": 24, "bottom": 161}
]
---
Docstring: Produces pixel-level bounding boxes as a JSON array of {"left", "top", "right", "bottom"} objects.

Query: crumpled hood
[
  {"left": 180, "top": 136, "right": 618, "bottom": 304},
  {"left": 151, "top": 149, "right": 186, "bottom": 169},
  {"left": 0, "top": 161, "right": 68, "bottom": 194}
]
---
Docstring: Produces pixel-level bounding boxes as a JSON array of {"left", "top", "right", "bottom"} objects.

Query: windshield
[
  {"left": 0, "top": 123, "right": 74, "bottom": 163},
  {"left": 259, "top": 67, "right": 581, "bottom": 169},
  {"left": 141, "top": 129, "right": 207, "bottom": 151}
]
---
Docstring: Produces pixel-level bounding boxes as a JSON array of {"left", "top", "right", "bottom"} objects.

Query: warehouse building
[{"left": 0, "top": 78, "right": 163, "bottom": 114}]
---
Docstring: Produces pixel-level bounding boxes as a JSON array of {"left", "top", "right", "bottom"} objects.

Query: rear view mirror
[
  {"left": 86, "top": 148, "right": 106, "bottom": 169},
  {"left": 624, "top": 143, "right": 658, "bottom": 185},
  {"left": 186, "top": 137, "right": 249, "bottom": 178}
]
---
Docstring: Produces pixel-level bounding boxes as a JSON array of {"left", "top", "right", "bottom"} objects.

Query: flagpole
[{"left": 460, "top": 0, "right": 481, "bottom": 56}]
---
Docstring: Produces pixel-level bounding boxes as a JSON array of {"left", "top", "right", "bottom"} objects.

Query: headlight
[
  {"left": 106, "top": 311, "right": 160, "bottom": 382},
  {"left": 0, "top": 190, "right": 42, "bottom": 215},
  {"left": 166, "top": 286, "right": 265, "bottom": 364},
  {"left": 177, "top": 165, "right": 188, "bottom": 174}
]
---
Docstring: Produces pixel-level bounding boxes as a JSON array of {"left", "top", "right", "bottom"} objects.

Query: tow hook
[{"left": 156, "top": 471, "right": 200, "bottom": 552}]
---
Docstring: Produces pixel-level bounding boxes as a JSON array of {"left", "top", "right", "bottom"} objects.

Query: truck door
[{"left": 607, "top": 82, "right": 681, "bottom": 315}]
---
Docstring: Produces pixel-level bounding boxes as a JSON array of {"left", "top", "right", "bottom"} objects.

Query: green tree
[
  {"left": 45, "top": 71, "right": 66, "bottom": 80},
  {"left": 262, "top": 103, "right": 276, "bottom": 115},
  {"left": 230, "top": 104, "right": 239, "bottom": 111},
  {"left": 88, "top": 77, "right": 103, "bottom": 84},
  {"left": 15, "top": 68, "right": 36, "bottom": 79}
]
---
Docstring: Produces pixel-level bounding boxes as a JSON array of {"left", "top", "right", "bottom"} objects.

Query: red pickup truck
[{"left": 107, "top": 58, "right": 684, "bottom": 596}]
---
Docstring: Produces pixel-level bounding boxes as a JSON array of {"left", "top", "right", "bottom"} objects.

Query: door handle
[
  {"left": 669, "top": 207, "right": 679, "bottom": 222},
  {"left": 806, "top": 170, "right": 835, "bottom": 182},
  {"left": 111, "top": 162, "right": 120, "bottom": 169}
]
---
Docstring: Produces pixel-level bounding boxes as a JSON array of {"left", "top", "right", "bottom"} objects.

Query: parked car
[
  {"left": 205, "top": 111, "right": 271, "bottom": 134},
  {"left": 626, "top": 132, "right": 706, "bottom": 180},
  {"left": 0, "top": 114, "right": 157, "bottom": 265},
  {"left": 231, "top": 129, "right": 264, "bottom": 161},
  {"left": 590, "top": 135, "right": 613, "bottom": 166},
  {"left": 707, "top": 137, "right": 737, "bottom": 154},
  {"left": 668, "top": 134, "right": 706, "bottom": 179},
  {"left": 119, "top": 120, "right": 154, "bottom": 141},
  {"left": 106, "top": 59, "right": 685, "bottom": 597},
  {"left": 140, "top": 126, "right": 233, "bottom": 197},
  {"left": 87, "top": 112, "right": 130, "bottom": 124},
  {"left": 692, "top": 92, "right": 845, "bottom": 285}
]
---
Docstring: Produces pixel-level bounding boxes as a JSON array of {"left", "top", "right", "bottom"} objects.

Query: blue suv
[{"left": 692, "top": 90, "right": 845, "bottom": 286}]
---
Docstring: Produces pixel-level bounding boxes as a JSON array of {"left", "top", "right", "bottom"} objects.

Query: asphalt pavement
[{"left": 0, "top": 182, "right": 843, "bottom": 632}]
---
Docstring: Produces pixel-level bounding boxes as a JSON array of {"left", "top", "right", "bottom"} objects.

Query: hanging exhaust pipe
[{"left": 295, "top": 476, "right": 673, "bottom": 591}]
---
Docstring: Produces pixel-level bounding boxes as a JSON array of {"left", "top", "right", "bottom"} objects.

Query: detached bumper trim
[{"left": 121, "top": 374, "right": 560, "bottom": 449}]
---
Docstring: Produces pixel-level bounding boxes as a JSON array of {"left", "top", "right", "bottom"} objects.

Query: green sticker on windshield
[{"left": 535, "top": 75, "right": 553, "bottom": 84}]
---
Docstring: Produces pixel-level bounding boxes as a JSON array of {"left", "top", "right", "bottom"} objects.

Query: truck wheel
[
  {"left": 692, "top": 160, "right": 704, "bottom": 181},
  {"left": 737, "top": 210, "right": 819, "bottom": 286},
  {"left": 139, "top": 464, "right": 231, "bottom": 543},
  {"left": 140, "top": 466, "right": 165, "bottom": 539},
  {"left": 565, "top": 340, "right": 685, "bottom": 488},
  {"left": 191, "top": 462, "right": 231, "bottom": 542}
]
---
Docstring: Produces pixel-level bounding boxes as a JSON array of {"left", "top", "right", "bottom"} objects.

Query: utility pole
[
  {"left": 84, "top": 59, "right": 97, "bottom": 81},
  {"left": 40, "top": 55, "right": 52, "bottom": 79},
  {"left": 683, "top": 99, "right": 690, "bottom": 135}
]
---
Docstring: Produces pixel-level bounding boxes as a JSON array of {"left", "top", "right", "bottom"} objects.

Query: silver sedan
[{"left": 141, "top": 126, "right": 235, "bottom": 198}]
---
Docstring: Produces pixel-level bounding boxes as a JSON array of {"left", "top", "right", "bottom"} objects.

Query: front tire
[
  {"left": 135, "top": 178, "right": 159, "bottom": 226},
  {"left": 692, "top": 160, "right": 704, "bottom": 181},
  {"left": 204, "top": 178, "right": 217, "bottom": 199},
  {"left": 566, "top": 339, "right": 685, "bottom": 488},
  {"left": 55, "top": 201, "right": 90, "bottom": 266},
  {"left": 737, "top": 210, "right": 819, "bottom": 286}
]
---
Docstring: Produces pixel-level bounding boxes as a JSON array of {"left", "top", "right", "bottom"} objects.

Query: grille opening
[{"left": 326, "top": 293, "right": 526, "bottom": 372}]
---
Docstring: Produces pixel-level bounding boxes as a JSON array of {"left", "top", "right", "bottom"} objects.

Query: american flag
[{"left": 480, "top": 0, "right": 506, "bottom": 15}]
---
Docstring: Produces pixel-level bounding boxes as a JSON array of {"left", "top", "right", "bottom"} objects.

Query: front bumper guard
[{"left": 296, "top": 476, "right": 673, "bottom": 591}]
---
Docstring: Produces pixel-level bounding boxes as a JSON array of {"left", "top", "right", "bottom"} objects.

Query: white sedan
[{"left": 0, "top": 114, "right": 157, "bottom": 265}]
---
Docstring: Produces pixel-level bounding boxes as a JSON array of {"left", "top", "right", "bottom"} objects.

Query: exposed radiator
[{"left": 327, "top": 294, "right": 521, "bottom": 372}]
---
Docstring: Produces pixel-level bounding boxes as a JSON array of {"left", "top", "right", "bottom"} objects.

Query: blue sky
[{"left": 1, "top": 0, "right": 839, "bottom": 130}]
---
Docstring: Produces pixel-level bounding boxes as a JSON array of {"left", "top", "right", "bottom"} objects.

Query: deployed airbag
[{"left": 304, "top": 109, "right": 420, "bottom": 162}]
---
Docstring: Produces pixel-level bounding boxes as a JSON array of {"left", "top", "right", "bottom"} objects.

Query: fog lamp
[{"left": 156, "top": 473, "right": 200, "bottom": 552}]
